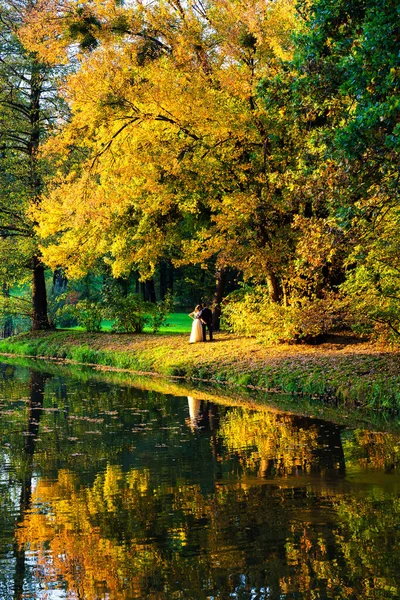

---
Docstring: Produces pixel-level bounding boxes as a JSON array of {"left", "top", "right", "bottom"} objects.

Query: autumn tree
[
  {"left": 0, "top": 0, "right": 68, "bottom": 330},
  {"left": 9, "top": 0, "right": 399, "bottom": 341},
  {"left": 21, "top": 0, "right": 300, "bottom": 304}
]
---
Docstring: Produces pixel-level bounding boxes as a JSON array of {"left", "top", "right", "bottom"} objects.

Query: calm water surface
[{"left": 0, "top": 360, "right": 400, "bottom": 599}]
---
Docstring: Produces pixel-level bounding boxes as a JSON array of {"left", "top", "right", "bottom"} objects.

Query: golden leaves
[{"left": 22, "top": 0, "right": 299, "bottom": 279}]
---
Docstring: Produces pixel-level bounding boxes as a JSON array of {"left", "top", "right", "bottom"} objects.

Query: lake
[{"left": 0, "top": 359, "right": 399, "bottom": 599}]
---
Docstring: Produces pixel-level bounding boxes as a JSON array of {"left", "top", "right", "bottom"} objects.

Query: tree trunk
[
  {"left": 212, "top": 267, "right": 227, "bottom": 331},
  {"left": 159, "top": 261, "right": 168, "bottom": 300},
  {"left": 52, "top": 267, "right": 68, "bottom": 295},
  {"left": 29, "top": 61, "right": 51, "bottom": 331},
  {"left": 159, "top": 261, "right": 174, "bottom": 299},
  {"left": 32, "top": 256, "right": 51, "bottom": 330},
  {"left": 266, "top": 271, "right": 281, "bottom": 303},
  {"left": 1, "top": 284, "right": 13, "bottom": 338},
  {"left": 145, "top": 278, "right": 157, "bottom": 302},
  {"left": 140, "top": 278, "right": 157, "bottom": 302},
  {"left": 2, "top": 314, "right": 13, "bottom": 338},
  {"left": 167, "top": 263, "right": 174, "bottom": 294}
]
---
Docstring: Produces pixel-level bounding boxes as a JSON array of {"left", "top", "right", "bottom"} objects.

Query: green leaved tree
[{"left": 0, "top": 0, "right": 68, "bottom": 331}]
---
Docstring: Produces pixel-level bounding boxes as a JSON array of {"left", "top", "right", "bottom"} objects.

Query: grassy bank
[
  {"left": 2, "top": 353, "right": 397, "bottom": 432},
  {"left": 1, "top": 329, "right": 400, "bottom": 416}
]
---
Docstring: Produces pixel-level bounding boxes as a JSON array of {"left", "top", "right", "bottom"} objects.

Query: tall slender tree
[{"left": 0, "top": 0, "right": 68, "bottom": 329}]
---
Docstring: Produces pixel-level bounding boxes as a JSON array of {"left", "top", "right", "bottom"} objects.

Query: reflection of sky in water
[{"left": 1, "top": 362, "right": 400, "bottom": 599}]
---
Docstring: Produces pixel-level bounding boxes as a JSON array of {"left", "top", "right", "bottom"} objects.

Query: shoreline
[{"left": 0, "top": 330, "right": 399, "bottom": 420}]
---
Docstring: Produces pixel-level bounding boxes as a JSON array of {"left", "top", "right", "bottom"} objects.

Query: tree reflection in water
[
  {"left": 13, "top": 370, "right": 49, "bottom": 600},
  {"left": 0, "top": 363, "right": 398, "bottom": 599},
  {"left": 219, "top": 408, "right": 346, "bottom": 479}
]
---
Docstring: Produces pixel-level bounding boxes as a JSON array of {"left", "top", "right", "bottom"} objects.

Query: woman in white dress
[{"left": 188, "top": 304, "right": 203, "bottom": 343}]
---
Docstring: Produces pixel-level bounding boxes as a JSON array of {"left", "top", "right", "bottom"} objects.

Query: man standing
[{"left": 200, "top": 301, "right": 213, "bottom": 342}]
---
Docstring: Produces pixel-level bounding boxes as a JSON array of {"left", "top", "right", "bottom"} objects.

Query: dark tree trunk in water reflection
[
  {"left": 316, "top": 421, "right": 346, "bottom": 476},
  {"left": 13, "top": 371, "right": 47, "bottom": 600}
]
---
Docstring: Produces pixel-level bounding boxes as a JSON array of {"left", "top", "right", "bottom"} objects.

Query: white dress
[{"left": 189, "top": 312, "right": 203, "bottom": 343}]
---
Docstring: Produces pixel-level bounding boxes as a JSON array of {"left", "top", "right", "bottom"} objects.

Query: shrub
[
  {"left": 48, "top": 292, "right": 78, "bottom": 328},
  {"left": 59, "top": 299, "right": 104, "bottom": 332},
  {"left": 105, "top": 292, "right": 151, "bottom": 333},
  {"left": 0, "top": 292, "right": 31, "bottom": 336},
  {"left": 342, "top": 264, "right": 400, "bottom": 342},
  {"left": 221, "top": 285, "right": 349, "bottom": 344},
  {"left": 148, "top": 291, "right": 174, "bottom": 333}
]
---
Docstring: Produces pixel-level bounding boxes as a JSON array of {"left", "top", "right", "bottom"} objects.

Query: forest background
[{"left": 0, "top": 0, "right": 399, "bottom": 345}]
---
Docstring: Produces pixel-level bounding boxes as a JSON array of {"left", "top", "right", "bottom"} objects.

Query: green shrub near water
[
  {"left": 149, "top": 291, "right": 174, "bottom": 333},
  {"left": 53, "top": 291, "right": 176, "bottom": 334},
  {"left": 104, "top": 292, "right": 151, "bottom": 334}
]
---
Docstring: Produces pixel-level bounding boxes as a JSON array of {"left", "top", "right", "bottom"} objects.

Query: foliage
[
  {"left": 148, "top": 290, "right": 175, "bottom": 334},
  {"left": 338, "top": 201, "right": 400, "bottom": 341},
  {"left": 46, "top": 290, "right": 74, "bottom": 328},
  {"left": 0, "top": 286, "right": 33, "bottom": 336},
  {"left": 48, "top": 271, "right": 106, "bottom": 328},
  {"left": 6, "top": 0, "right": 398, "bottom": 343},
  {"left": 278, "top": 0, "right": 400, "bottom": 340},
  {"left": 222, "top": 285, "right": 350, "bottom": 343},
  {"left": 343, "top": 264, "right": 400, "bottom": 342},
  {"left": 24, "top": 0, "right": 298, "bottom": 298},
  {"left": 104, "top": 292, "right": 151, "bottom": 334},
  {"left": 0, "top": 1, "right": 70, "bottom": 330},
  {"left": 172, "top": 264, "right": 217, "bottom": 311},
  {"left": 59, "top": 299, "right": 104, "bottom": 332}
]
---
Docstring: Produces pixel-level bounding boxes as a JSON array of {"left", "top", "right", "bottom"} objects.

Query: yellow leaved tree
[{"left": 21, "top": 0, "right": 298, "bottom": 301}]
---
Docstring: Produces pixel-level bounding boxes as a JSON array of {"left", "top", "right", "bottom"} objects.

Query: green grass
[
  {"left": 154, "top": 312, "right": 191, "bottom": 334},
  {"left": 67, "top": 313, "right": 191, "bottom": 334}
]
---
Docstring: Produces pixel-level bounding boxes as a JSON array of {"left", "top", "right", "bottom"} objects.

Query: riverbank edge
[{"left": 0, "top": 330, "right": 400, "bottom": 415}]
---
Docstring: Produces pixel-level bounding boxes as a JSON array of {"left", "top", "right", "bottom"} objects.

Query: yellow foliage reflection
[
  {"left": 13, "top": 400, "right": 400, "bottom": 600},
  {"left": 219, "top": 408, "right": 344, "bottom": 478},
  {"left": 345, "top": 430, "right": 400, "bottom": 471},
  {"left": 17, "top": 467, "right": 160, "bottom": 600}
]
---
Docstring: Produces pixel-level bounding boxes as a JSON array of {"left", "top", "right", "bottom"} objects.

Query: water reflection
[
  {"left": 13, "top": 371, "right": 49, "bottom": 600},
  {"left": 220, "top": 408, "right": 346, "bottom": 480},
  {"left": 186, "top": 395, "right": 220, "bottom": 432},
  {"left": 0, "top": 362, "right": 400, "bottom": 599}
]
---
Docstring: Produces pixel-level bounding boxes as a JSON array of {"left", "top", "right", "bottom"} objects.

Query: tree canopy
[
  {"left": 0, "top": 0, "right": 396, "bottom": 340},
  {"left": 0, "top": 0, "right": 69, "bottom": 330}
]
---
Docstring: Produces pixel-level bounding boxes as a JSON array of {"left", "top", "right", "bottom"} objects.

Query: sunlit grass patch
[
  {"left": 148, "top": 312, "right": 190, "bottom": 334},
  {"left": 64, "top": 313, "right": 191, "bottom": 334}
]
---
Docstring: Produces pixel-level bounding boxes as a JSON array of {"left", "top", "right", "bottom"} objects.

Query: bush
[
  {"left": 59, "top": 299, "right": 104, "bottom": 332},
  {"left": 0, "top": 292, "right": 31, "bottom": 336},
  {"left": 48, "top": 292, "right": 78, "bottom": 328},
  {"left": 148, "top": 291, "right": 174, "bottom": 333},
  {"left": 105, "top": 292, "right": 151, "bottom": 333},
  {"left": 342, "top": 264, "right": 400, "bottom": 342},
  {"left": 221, "top": 285, "right": 349, "bottom": 344}
]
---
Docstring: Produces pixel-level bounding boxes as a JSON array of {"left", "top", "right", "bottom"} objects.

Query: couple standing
[{"left": 189, "top": 302, "right": 213, "bottom": 343}]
